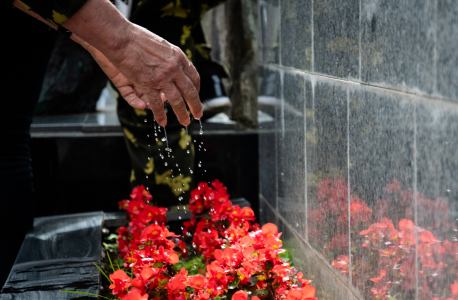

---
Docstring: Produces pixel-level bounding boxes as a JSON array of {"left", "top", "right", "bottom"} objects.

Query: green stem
[
  {"left": 107, "top": 251, "right": 115, "bottom": 272},
  {"left": 94, "top": 262, "right": 112, "bottom": 284},
  {"left": 59, "top": 290, "right": 113, "bottom": 300}
]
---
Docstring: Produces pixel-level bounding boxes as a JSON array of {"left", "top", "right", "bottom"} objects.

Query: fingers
[
  {"left": 145, "top": 89, "right": 167, "bottom": 127},
  {"left": 174, "top": 72, "right": 203, "bottom": 120},
  {"left": 118, "top": 86, "right": 146, "bottom": 109},
  {"left": 161, "top": 84, "right": 191, "bottom": 126},
  {"left": 181, "top": 58, "right": 201, "bottom": 93}
]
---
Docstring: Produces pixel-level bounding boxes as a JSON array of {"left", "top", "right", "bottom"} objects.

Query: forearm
[{"left": 62, "top": 0, "right": 133, "bottom": 62}]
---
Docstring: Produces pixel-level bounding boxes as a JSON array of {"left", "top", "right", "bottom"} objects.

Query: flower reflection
[{"left": 310, "top": 177, "right": 458, "bottom": 300}]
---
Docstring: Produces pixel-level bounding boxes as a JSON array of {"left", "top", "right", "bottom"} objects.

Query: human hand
[
  {"left": 72, "top": 35, "right": 148, "bottom": 109},
  {"left": 62, "top": 0, "right": 202, "bottom": 127},
  {"left": 105, "top": 24, "right": 202, "bottom": 127}
]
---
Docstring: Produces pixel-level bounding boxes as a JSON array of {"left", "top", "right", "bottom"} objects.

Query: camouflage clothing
[
  {"left": 3, "top": 0, "right": 87, "bottom": 25},
  {"left": 118, "top": 0, "right": 226, "bottom": 207}
]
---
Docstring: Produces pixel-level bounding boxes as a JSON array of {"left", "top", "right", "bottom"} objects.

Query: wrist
[{"left": 62, "top": 0, "right": 134, "bottom": 58}]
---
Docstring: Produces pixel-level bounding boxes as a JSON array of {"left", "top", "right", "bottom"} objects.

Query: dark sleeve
[{"left": 5, "top": 0, "right": 88, "bottom": 25}]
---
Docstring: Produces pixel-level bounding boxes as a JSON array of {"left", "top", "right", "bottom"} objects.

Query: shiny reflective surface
[
  {"left": 258, "top": 1, "right": 458, "bottom": 293},
  {"left": 0, "top": 212, "right": 103, "bottom": 299}
]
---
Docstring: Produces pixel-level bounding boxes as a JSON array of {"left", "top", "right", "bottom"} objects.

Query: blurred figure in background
[{"left": 117, "top": 0, "right": 231, "bottom": 208}]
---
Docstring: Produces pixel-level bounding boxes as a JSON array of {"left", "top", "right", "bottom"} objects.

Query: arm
[{"left": 13, "top": 0, "right": 202, "bottom": 126}]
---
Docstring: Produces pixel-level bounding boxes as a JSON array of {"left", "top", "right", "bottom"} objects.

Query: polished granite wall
[{"left": 258, "top": 0, "right": 458, "bottom": 299}]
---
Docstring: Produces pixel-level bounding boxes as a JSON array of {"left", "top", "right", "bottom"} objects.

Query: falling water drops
[
  {"left": 187, "top": 150, "right": 190, "bottom": 154},
  {"left": 165, "top": 162, "right": 168, "bottom": 166},
  {"left": 161, "top": 137, "right": 166, "bottom": 142},
  {"left": 199, "top": 119, "right": 203, "bottom": 135}
]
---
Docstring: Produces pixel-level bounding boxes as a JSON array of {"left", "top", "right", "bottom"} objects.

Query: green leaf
[
  {"left": 252, "top": 289, "right": 268, "bottom": 296},
  {"left": 228, "top": 277, "right": 240, "bottom": 289},
  {"left": 106, "top": 233, "right": 118, "bottom": 241},
  {"left": 153, "top": 262, "right": 163, "bottom": 268},
  {"left": 249, "top": 276, "right": 260, "bottom": 286},
  {"left": 159, "top": 279, "right": 169, "bottom": 287},
  {"left": 279, "top": 249, "right": 293, "bottom": 265},
  {"left": 266, "top": 261, "right": 274, "bottom": 271}
]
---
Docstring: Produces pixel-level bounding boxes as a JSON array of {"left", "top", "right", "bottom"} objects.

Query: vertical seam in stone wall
[
  {"left": 433, "top": 0, "right": 438, "bottom": 95},
  {"left": 413, "top": 101, "right": 419, "bottom": 300},
  {"left": 278, "top": 0, "right": 282, "bottom": 66},
  {"left": 274, "top": 68, "right": 278, "bottom": 212},
  {"left": 281, "top": 71, "right": 285, "bottom": 139},
  {"left": 358, "top": 0, "right": 361, "bottom": 81},
  {"left": 347, "top": 86, "right": 352, "bottom": 284},
  {"left": 304, "top": 75, "right": 308, "bottom": 243},
  {"left": 311, "top": 0, "right": 314, "bottom": 73}
]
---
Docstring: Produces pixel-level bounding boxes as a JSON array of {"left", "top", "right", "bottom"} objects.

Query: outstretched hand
[{"left": 72, "top": 35, "right": 148, "bottom": 110}]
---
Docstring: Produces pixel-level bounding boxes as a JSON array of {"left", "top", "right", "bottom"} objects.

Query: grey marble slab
[
  {"left": 360, "top": 0, "right": 435, "bottom": 94},
  {"left": 1, "top": 212, "right": 103, "bottom": 299},
  {"left": 258, "top": 0, "right": 281, "bottom": 64},
  {"left": 313, "top": 0, "right": 359, "bottom": 78},
  {"left": 436, "top": 0, "right": 458, "bottom": 99},
  {"left": 415, "top": 99, "right": 458, "bottom": 298},
  {"left": 305, "top": 78, "right": 349, "bottom": 275},
  {"left": 348, "top": 87, "right": 415, "bottom": 297},
  {"left": 277, "top": 72, "right": 306, "bottom": 236},
  {"left": 280, "top": 0, "right": 312, "bottom": 70},
  {"left": 258, "top": 67, "right": 279, "bottom": 208}
]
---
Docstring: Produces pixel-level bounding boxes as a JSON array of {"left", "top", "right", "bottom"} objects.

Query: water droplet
[
  {"left": 204, "top": 148, "right": 206, "bottom": 151},
  {"left": 194, "top": 140, "right": 196, "bottom": 142},
  {"left": 144, "top": 119, "right": 147, "bottom": 123},
  {"left": 179, "top": 216, "right": 181, "bottom": 219},
  {"left": 160, "top": 154, "right": 164, "bottom": 159},
  {"left": 155, "top": 138, "right": 158, "bottom": 141},
  {"left": 190, "top": 170, "right": 193, "bottom": 174},
  {"left": 155, "top": 133, "right": 157, "bottom": 136},
  {"left": 198, "top": 163, "right": 201, "bottom": 167},
  {"left": 146, "top": 175, "right": 149, "bottom": 179},
  {"left": 147, "top": 134, "right": 150, "bottom": 137},
  {"left": 148, "top": 144, "right": 151, "bottom": 147},
  {"left": 176, "top": 164, "right": 179, "bottom": 167},
  {"left": 199, "top": 119, "right": 203, "bottom": 135},
  {"left": 199, "top": 145, "right": 202, "bottom": 148},
  {"left": 165, "top": 162, "right": 168, "bottom": 166},
  {"left": 187, "top": 150, "right": 190, "bottom": 154},
  {"left": 161, "top": 137, "right": 166, "bottom": 142},
  {"left": 146, "top": 187, "right": 149, "bottom": 190},
  {"left": 177, "top": 206, "right": 180, "bottom": 210},
  {"left": 148, "top": 157, "right": 150, "bottom": 160},
  {"left": 178, "top": 196, "right": 183, "bottom": 201}
]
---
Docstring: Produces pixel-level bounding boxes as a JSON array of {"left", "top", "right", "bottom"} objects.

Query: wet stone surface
[{"left": 0, "top": 212, "right": 103, "bottom": 299}]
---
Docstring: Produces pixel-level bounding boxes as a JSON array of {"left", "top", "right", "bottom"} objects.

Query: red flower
[
  {"left": 109, "top": 270, "right": 131, "bottom": 295},
  {"left": 261, "top": 223, "right": 278, "bottom": 238},
  {"left": 370, "top": 270, "right": 386, "bottom": 283},
  {"left": 241, "top": 207, "right": 256, "bottom": 222},
  {"left": 272, "top": 265, "right": 290, "bottom": 279},
  {"left": 301, "top": 285, "right": 316, "bottom": 298},
  {"left": 188, "top": 275, "right": 206, "bottom": 290},
  {"left": 141, "top": 224, "right": 163, "bottom": 241},
  {"left": 399, "top": 219, "right": 415, "bottom": 232},
  {"left": 130, "top": 185, "right": 152, "bottom": 202},
  {"left": 167, "top": 274, "right": 187, "bottom": 291},
  {"left": 122, "top": 288, "right": 149, "bottom": 300},
  {"left": 232, "top": 290, "right": 248, "bottom": 300},
  {"left": 384, "top": 178, "right": 401, "bottom": 193},
  {"left": 451, "top": 282, "right": 458, "bottom": 296}
]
